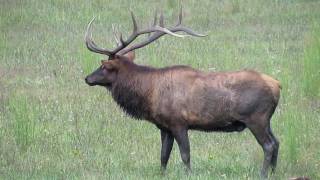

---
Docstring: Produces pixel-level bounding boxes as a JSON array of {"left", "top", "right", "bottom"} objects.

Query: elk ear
[
  {"left": 101, "top": 60, "right": 119, "bottom": 70},
  {"left": 124, "top": 51, "right": 135, "bottom": 62}
]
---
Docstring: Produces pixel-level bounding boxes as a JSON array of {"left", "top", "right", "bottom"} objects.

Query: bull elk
[{"left": 84, "top": 8, "right": 281, "bottom": 178}]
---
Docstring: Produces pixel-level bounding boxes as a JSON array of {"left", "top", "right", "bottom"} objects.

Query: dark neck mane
[{"left": 111, "top": 62, "right": 154, "bottom": 120}]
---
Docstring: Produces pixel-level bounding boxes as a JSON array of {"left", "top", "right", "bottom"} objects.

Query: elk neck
[{"left": 110, "top": 59, "right": 155, "bottom": 120}]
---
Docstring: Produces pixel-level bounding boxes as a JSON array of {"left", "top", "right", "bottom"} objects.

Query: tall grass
[
  {"left": 8, "top": 95, "right": 38, "bottom": 152},
  {"left": 303, "top": 25, "right": 320, "bottom": 98}
]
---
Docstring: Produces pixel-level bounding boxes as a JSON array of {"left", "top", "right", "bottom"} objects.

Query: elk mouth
[
  {"left": 85, "top": 77, "right": 96, "bottom": 86},
  {"left": 85, "top": 77, "right": 112, "bottom": 87}
]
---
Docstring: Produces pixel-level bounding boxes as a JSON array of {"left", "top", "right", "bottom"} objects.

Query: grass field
[{"left": 1, "top": 0, "right": 320, "bottom": 179}]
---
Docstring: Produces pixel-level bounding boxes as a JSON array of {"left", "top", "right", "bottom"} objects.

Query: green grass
[
  {"left": 1, "top": 0, "right": 320, "bottom": 179},
  {"left": 303, "top": 25, "right": 320, "bottom": 98}
]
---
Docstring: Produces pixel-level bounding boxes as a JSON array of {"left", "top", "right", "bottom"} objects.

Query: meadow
[{"left": 1, "top": 0, "right": 320, "bottom": 179}]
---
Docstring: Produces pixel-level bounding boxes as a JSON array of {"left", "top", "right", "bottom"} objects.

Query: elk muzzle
[{"left": 85, "top": 76, "right": 96, "bottom": 86}]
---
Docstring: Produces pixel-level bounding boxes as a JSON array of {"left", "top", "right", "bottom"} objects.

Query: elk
[{"left": 84, "top": 8, "right": 281, "bottom": 178}]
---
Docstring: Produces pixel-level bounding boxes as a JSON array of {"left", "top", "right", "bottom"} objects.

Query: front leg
[
  {"left": 160, "top": 129, "right": 174, "bottom": 172},
  {"left": 171, "top": 126, "right": 191, "bottom": 171}
]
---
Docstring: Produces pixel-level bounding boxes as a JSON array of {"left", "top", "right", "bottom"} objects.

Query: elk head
[{"left": 84, "top": 8, "right": 206, "bottom": 87}]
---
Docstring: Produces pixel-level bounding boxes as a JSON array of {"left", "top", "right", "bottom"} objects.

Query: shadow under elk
[{"left": 84, "top": 8, "right": 281, "bottom": 178}]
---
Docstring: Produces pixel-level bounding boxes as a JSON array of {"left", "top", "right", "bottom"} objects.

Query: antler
[
  {"left": 112, "top": 24, "right": 121, "bottom": 46},
  {"left": 118, "top": 7, "right": 207, "bottom": 55},
  {"left": 85, "top": 8, "right": 206, "bottom": 58},
  {"left": 85, "top": 12, "right": 185, "bottom": 57}
]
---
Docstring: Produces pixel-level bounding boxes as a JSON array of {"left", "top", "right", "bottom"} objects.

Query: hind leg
[
  {"left": 268, "top": 127, "right": 279, "bottom": 172},
  {"left": 247, "top": 119, "right": 278, "bottom": 178},
  {"left": 171, "top": 126, "right": 191, "bottom": 172}
]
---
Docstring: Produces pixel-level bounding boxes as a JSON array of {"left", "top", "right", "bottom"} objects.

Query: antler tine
[
  {"left": 112, "top": 24, "right": 122, "bottom": 46},
  {"left": 141, "top": 26, "right": 185, "bottom": 37},
  {"left": 159, "top": 11, "right": 164, "bottom": 27},
  {"left": 174, "top": 6, "right": 206, "bottom": 37},
  {"left": 130, "top": 11, "right": 138, "bottom": 33},
  {"left": 153, "top": 9, "right": 158, "bottom": 26},
  {"left": 119, "top": 33, "right": 125, "bottom": 45},
  {"left": 177, "top": 6, "right": 182, "bottom": 26},
  {"left": 85, "top": 17, "right": 113, "bottom": 56},
  {"left": 171, "top": 26, "right": 207, "bottom": 37},
  {"left": 148, "top": 10, "right": 158, "bottom": 38}
]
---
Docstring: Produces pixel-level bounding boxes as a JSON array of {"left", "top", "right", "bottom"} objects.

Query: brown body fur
[{"left": 109, "top": 58, "right": 280, "bottom": 132}]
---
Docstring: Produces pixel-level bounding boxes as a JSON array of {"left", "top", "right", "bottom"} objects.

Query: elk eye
[{"left": 101, "top": 65, "right": 110, "bottom": 73}]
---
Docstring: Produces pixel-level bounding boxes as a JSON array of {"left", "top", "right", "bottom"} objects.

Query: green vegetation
[
  {"left": 1, "top": 0, "right": 320, "bottom": 179},
  {"left": 303, "top": 25, "right": 320, "bottom": 98}
]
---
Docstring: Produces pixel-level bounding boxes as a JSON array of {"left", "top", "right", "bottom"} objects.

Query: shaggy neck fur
[{"left": 110, "top": 61, "right": 155, "bottom": 120}]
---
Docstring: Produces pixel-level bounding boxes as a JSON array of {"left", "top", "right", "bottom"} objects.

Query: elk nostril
[{"left": 85, "top": 77, "right": 90, "bottom": 83}]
